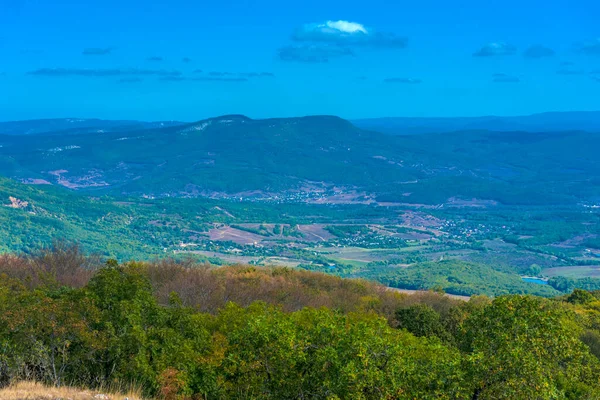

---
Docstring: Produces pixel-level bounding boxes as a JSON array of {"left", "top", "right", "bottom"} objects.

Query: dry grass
[{"left": 0, "top": 382, "right": 145, "bottom": 400}]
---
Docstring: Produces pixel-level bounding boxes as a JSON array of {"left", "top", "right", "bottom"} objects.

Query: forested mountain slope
[{"left": 1, "top": 115, "right": 599, "bottom": 205}]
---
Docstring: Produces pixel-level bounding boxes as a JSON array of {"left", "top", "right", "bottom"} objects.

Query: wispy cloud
[
  {"left": 278, "top": 44, "right": 354, "bottom": 63},
  {"left": 28, "top": 68, "right": 182, "bottom": 77},
  {"left": 576, "top": 38, "right": 600, "bottom": 55},
  {"left": 292, "top": 20, "right": 407, "bottom": 48},
  {"left": 492, "top": 73, "right": 520, "bottom": 83},
  {"left": 82, "top": 47, "right": 113, "bottom": 56},
  {"left": 147, "top": 56, "right": 164, "bottom": 62},
  {"left": 384, "top": 77, "right": 422, "bottom": 84},
  {"left": 182, "top": 57, "right": 192, "bottom": 63},
  {"left": 523, "top": 45, "right": 554, "bottom": 59},
  {"left": 474, "top": 42, "right": 517, "bottom": 57}
]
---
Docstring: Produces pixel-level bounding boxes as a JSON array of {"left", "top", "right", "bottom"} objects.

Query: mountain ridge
[
  {"left": 0, "top": 113, "right": 599, "bottom": 206},
  {"left": 6, "top": 110, "right": 600, "bottom": 136}
]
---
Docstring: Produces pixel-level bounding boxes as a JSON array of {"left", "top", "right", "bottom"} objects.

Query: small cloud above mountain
[
  {"left": 278, "top": 20, "right": 406, "bottom": 63},
  {"left": 82, "top": 47, "right": 113, "bottom": 56},
  {"left": 292, "top": 20, "right": 407, "bottom": 49},
  {"left": 523, "top": 45, "right": 555, "bottom": 59},
  {"left": 474, "top": 42, "right": 517, "bottom": 57},
  {"left": 492, "top": 73, "right": 520, "bottom": 83}
]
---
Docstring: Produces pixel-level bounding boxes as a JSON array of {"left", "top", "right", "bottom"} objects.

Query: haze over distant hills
[
  {"left": 353, "top": 111, "right": 600, "bottom": 135},
  {"left": 3, "top": 110, "right": 599, "bottom": 136},
  {"left": 1, "top": 112, "right": 599, "bottom": 206},
  {"left": 0, "top": 118, "right": 185, "bottom": 136}
]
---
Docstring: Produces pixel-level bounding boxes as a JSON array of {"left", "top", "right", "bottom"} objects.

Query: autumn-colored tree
[{"left": 4, "top": 256, "right": 600, "bottom": 400}]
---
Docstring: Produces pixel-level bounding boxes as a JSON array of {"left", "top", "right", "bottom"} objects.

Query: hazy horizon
[{"left": 2, "top": 109, "right": 600, "bottom": 124}]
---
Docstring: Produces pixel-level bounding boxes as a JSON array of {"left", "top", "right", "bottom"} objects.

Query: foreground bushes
[
  {"left": 0, "top": 264, "right": 465, "bottom": 398},
  {"left": 1, "top": 249, "right": 600, "bottom": 398}
]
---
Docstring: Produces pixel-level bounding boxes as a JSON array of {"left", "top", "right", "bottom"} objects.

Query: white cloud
[
  {"left": 325, "top": 20, "right": 368, "bottom": 34},
  {"left": 291, "top": 20, "right": 407, "bottom": 49}
]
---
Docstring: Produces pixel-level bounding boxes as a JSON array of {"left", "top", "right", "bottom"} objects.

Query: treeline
[
  {"left": 1, "top": 245, "right": 600, "bottom": 399},
  {"left": 549, "top": 276, "right": 600, "bottom": 293},
  {"left": 368, "top": 260, "right": 561, "bottom": 297}
]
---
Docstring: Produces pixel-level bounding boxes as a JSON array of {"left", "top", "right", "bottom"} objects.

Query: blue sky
[{"left": 1, "top": 0, "right": 599, "bottom": 121}]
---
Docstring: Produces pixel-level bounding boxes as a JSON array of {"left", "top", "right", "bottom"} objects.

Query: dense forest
[{"left": 2, "top": 244, "right": 600, "bottom": 399}]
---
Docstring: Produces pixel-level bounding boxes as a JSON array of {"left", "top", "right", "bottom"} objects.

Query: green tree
[
  {"left": 462, "top": 295, "right": 600, "bottom": 399},
  {"left": 567, "top": 289, "right": 596, "bottom": 305},
  {"left": 395, "top": 304, "right": 453, "bottom": 344}
]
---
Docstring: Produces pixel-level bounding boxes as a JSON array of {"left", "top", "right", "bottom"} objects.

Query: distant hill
[
  {"left": 0, "top": 114, "right": 599, "bottom": 206},
  {"left": 353, "top": 111, "right": 600, "bottom": 135},
  {"left": 0, "top": 114, "right": 413, "bottom": 197}
]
